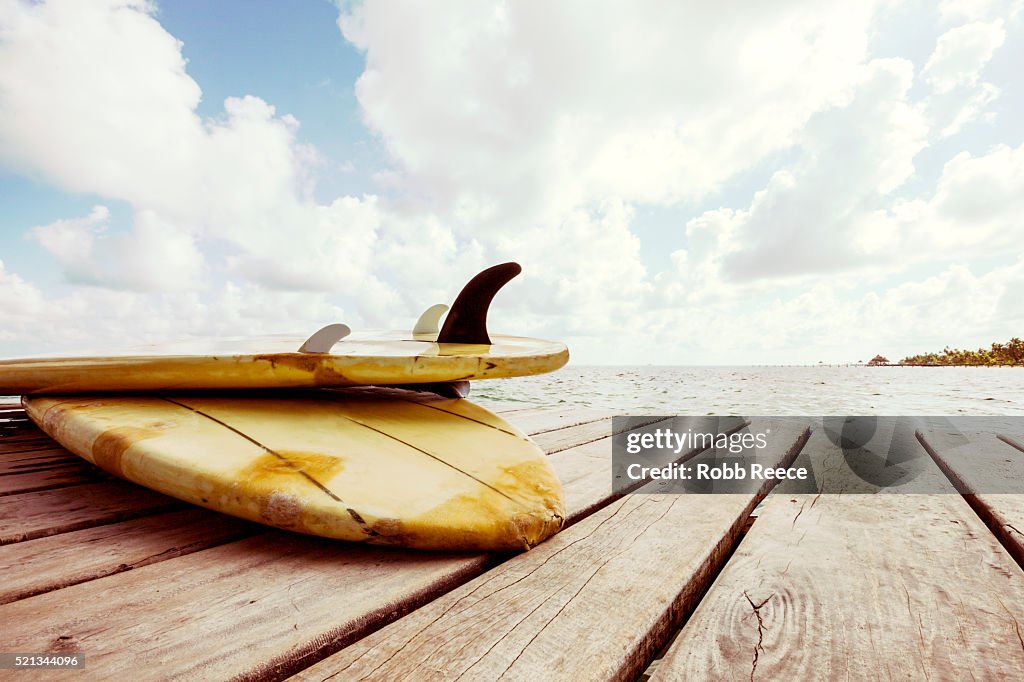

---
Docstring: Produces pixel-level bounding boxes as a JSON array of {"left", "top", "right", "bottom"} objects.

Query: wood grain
[
  {"left": 0, "top": 438, "right": 63, "bottom": 454},
  {"left": 0, "top": 481, "right": 182, "bottom": 545},
  {"left": 0, "top": 532, "right": 495, "bottom": 681},
  {"left": 0, "top": 463, "right": 104, "bottom": 496},
  {"left": 0, "top": 451, "right": 88, "bottom": 476},
  {"left": 653, "top": 429, "right": 1024, "bottom": 681},
  {"left": 0, "top": 508, "right": 257, "bottom": 604}
]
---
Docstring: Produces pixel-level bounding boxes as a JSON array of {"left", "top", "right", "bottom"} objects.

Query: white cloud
[
  {"left": 680, "top": 58, "right": 930, "bottom": 282},
  {"left": 681, "top": 135, "right": 1024, "bottom": 298},
  {"left": 937, "top": 0, "right": 1023, "bottom": 24},
  {"left": 492, "top": 198, "right": 651, "bottom": 334},
  {"left": 0, "top": 256, "right": 357, "bottom": 357},
  {"left": 936, "top": 81, "right": 1000, "bottom": 137},
  {"left": 0, "top": 0, "right": 392, "bottom": 300},
  {"left": 0, "top": 259, "right": 47, "bottom": 321},
  {"left": 853, "top": 260, "right": 1024, "bottom": 356},
  {"left": 586, "top": 258, "right": 1024, "bottom": 365},
  {"left": 339, "top": 0, "right": 885, "bottom": 222},
  {"left": 842, "top": 141, "right": 1024, "bottom": 267},
  {"left": 0, "top": 0, "right": 202, "bottom": 205},
  {"left": 30, "top": 206, "right": 205, "bottom": 291},
  {"left": 910, "top": 142, "right": 1024, "bottom": 251},
  {"left": 334, "top": 0, "right": 900, "bottom": 345},
  {"left": 921, "top": 20, "right": 1006, "bottom": 93}
]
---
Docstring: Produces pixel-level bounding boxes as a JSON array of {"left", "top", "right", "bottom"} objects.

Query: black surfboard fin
[
  {"left": 437, "top": 262, "right": 521, "bottom": 345},
  {"left": 385, "top": 380, "right": 471, "bottom": 399}
]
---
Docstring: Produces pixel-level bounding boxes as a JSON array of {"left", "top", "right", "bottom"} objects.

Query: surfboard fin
[
  {"left": 437, "top": 262, "right": 521, "bottom": 345},
  {"left": 298, "top": 323, "right": 351, "bottom": 353},
  {"left": 413, "top": 304, "right": 449, "bottom": 335},
  {"left": 387, "top": 380, "right": 471, "bottom": 399}
]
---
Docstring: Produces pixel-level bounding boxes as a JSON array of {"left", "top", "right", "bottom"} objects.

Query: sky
[{"left": 1, "top": 0, "right": 1022, "bottom": 365}]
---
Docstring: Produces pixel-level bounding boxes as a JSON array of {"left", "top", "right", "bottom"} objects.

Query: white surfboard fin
[
  {"left": 413, "top": 304, "right": 448, "bottom": 335},
  {"left": 298, "top": 323, "right": 351, "bottom": 353}
]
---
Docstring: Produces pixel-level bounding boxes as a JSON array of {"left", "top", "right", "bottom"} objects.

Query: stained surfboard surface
[
  {"left": 0, "top": 331, "right": 568, "bottom": 394},
  {"left": 22, "top": 389, "right": 565, "bottom": 551}
]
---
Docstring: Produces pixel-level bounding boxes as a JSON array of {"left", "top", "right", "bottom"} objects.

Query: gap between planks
[{"left": 917, "top": 427, "right": 1024, "bottom": 569}]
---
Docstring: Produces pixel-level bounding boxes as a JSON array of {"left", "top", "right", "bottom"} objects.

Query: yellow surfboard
[
  {"left": 0, "top": 263, "right": 569, "bottom": 394},
  {"left": 0, "top": 332, "right": 568, "bottom": 394},
  {"left": 23, "top": 389, "right": 565, "bottom": 551}
]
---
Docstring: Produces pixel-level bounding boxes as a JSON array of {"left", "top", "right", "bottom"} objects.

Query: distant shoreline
[
  {"left": 866, "top": 363, "right": 1024, "bottom": 367},
  {"left": 868, "top": 338, "right": 1023, "bottom": 368}
]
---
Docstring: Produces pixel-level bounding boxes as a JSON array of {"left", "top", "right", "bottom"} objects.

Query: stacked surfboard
[{"left": 1, "top": 263, "right": 569, "bottom": 551}]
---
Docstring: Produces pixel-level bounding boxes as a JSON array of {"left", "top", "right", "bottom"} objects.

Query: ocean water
[
  {"left": 470, "top": 365, "right": 1024, "bottom": 415},
  {"left": 3, "top": 366, "right": 1020, "bottom": 415}
]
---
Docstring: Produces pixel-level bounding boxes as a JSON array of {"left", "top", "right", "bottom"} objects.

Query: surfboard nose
[
  {"left": 382, "top": 479, "right": 565, "bottom": 551},
  {"left": 362, "top": 459, "right": 565, "bottom": 551},
  {"left": 508, "top": 505, "right": 565, "bottom": 551}
]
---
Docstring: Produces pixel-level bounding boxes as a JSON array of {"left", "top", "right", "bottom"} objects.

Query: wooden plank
[
  {"left": 917, "top": 428, "right": 1024, "bottom": 567},
  {"left": 495, "top": 406, "right": 611, "bottom": 435},
  {"left": 0, "top": 509, "right": 257, "bottom": 604},
  {"left": 0, "top": 429, "right": 36, "bottom": 438},
  {"left": 653, "top": 430, "right": 1024, "bottom": 681},
  {"left": 0, "top": 481, "right": 182, "bottom": 545},
  {"left": 0, "top": 414, "right": 749, "bottom": 681},
  {"left": 0, "top": 534, "right": 496, "bottom": 681},
  {"left": 0, "top": 453, "right": 87, "bottom": 476},
  {"left": 289, "top": 421, "right": 811, "bottom": 682},
  {"left": 0, "top": 436, "right": 59, "bottom": 451},
  {"left": 0, "top": 464, "right": 104, "bottom": 496},
  {"left": 0, "top": 445, "right": 69, "bottom": 459},
  {"left": 532, "top": 415, "right": 665, "bottom": 455},
  {"left": 531, "top": 416, "right": 611, "bottom": 453}
]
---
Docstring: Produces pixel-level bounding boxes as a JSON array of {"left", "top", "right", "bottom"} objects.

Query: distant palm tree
[{"left": 898, "top": 337, "right": 1024, "bottom": 365}]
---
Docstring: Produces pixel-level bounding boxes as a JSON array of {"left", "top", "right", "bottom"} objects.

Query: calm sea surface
[
  {"left": 471, "top": 366, "right": 1024, "bottom": 415},
  {"left": 2, "top": 366, "right": 1020, "bottom": 415}
]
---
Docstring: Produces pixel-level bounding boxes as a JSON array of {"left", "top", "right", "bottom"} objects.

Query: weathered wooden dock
[{"left": 2, "top": 403, "right": 1024, "bottom": 680}]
